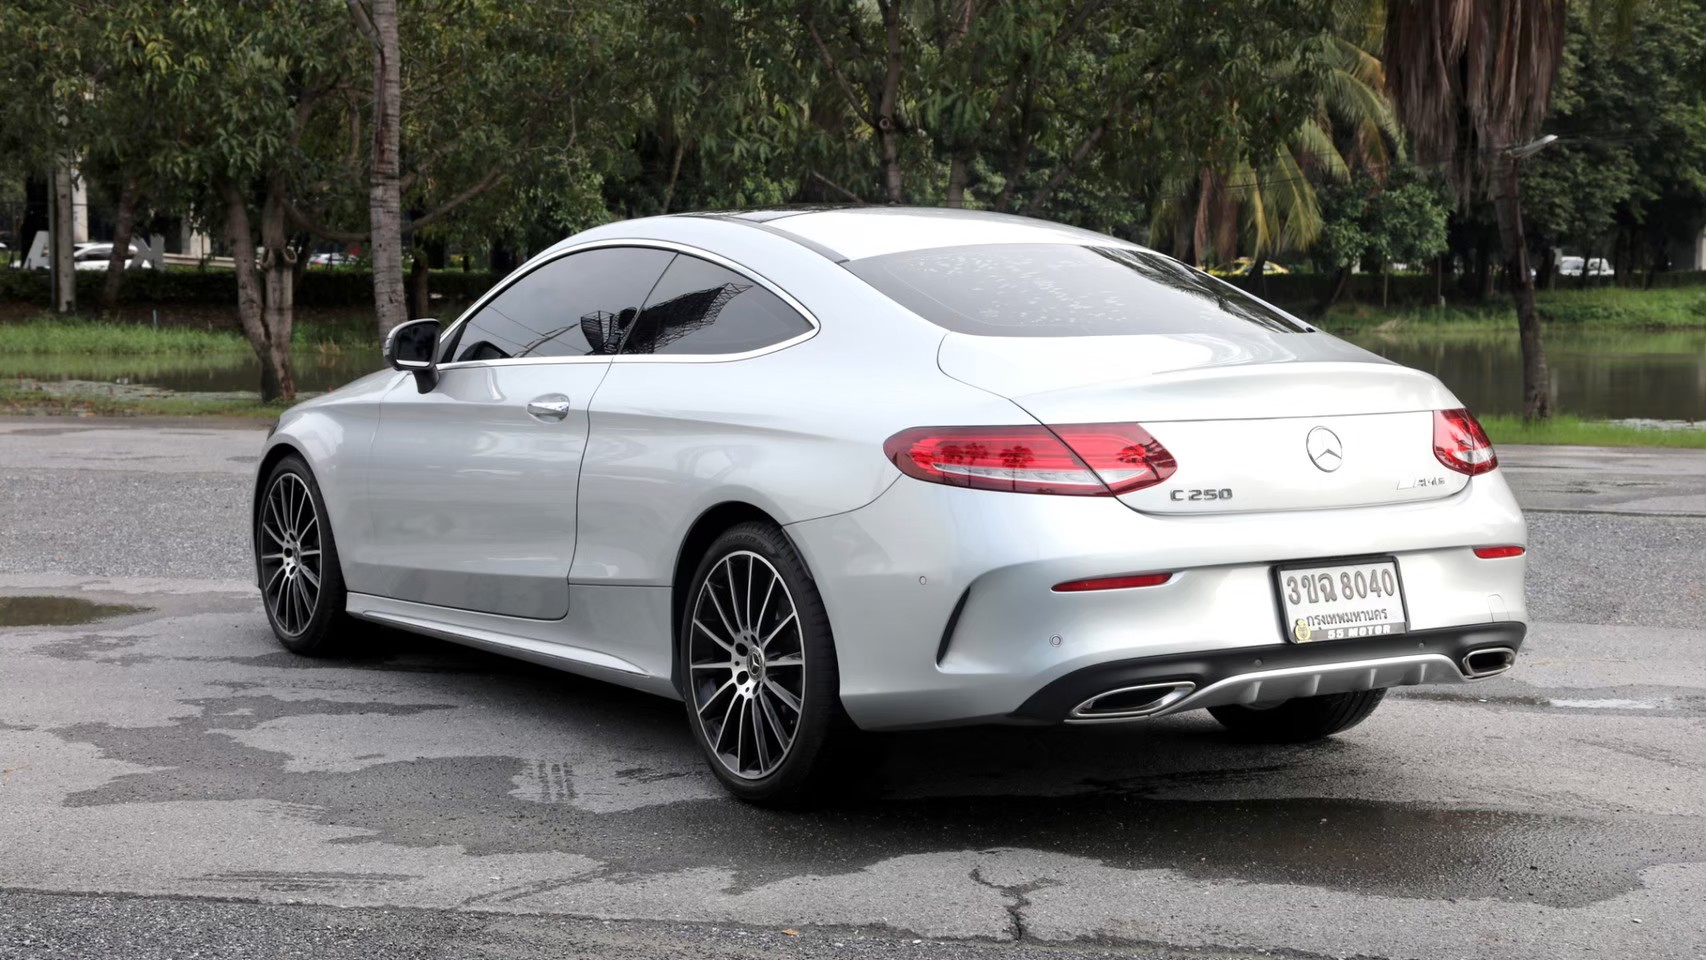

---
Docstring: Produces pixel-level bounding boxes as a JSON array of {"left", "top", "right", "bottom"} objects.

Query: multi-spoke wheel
[
  {"left": 259, "top": 472, "right": 323, "bottom": 636},
  {"left": 256, "top": 455, "right": 351, "bottom": 656},
  {"left": 688, "top": 550, "right": 806, "bottom": 780},
  {"left": 681, "top": 522, "right": 849, "bottom": 805}
]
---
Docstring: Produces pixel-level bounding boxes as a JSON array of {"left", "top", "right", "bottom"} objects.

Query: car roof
[{"left": 680, "top": 206, "right": 1137, "bottom": 262}]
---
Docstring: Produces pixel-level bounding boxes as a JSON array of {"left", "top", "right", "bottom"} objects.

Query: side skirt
[{"left": 345, "top": 592, "right": 679, "bottom": 699}]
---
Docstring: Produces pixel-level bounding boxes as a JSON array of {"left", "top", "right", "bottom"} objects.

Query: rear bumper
[
  {"left": 787, "top": 468, "right": 1527, "bottom": 732},
  {"left": 1012, "top": 621, "right": 1525, "bottom": 723}
]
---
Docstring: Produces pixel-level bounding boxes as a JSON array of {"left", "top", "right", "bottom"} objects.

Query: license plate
[{"left": 1275, "top": 558, "right": 1408, "bottom": 643}]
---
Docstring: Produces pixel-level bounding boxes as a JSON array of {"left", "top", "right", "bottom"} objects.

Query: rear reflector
[
  {"left": 1053, "top": 572, "right": 1173, "bottom": 592},
  {"left": 1473, "top": 545, "right": 1526, "bottom": 559},
  {"left": 1434, "top": 408, "right": 1498, "bottom": 476},
  {"left": 884, "top": 423, "right": 1176, "bottom": 496}
]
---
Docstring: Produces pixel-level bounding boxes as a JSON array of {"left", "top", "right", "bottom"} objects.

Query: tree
[
  {"left": 1522, "top": 0, "right": 1706, "bottom": 283},
  {"left": 1151, "top": 21, "right": 1401, "bottom": 269},
  {"left": 348, "top": 0, "right": 407, "bottom": 338},
  {"left": 1314, "top": 166, "right": 1450, "bottom": 307},
  {"left": 1382, "top": 0, "right": 1567, "bottom": 420}
]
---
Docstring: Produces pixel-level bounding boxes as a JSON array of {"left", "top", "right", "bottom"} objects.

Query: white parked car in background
[
  {"left": 1558, "top": 255, "right": 1613, "bottom": 277},
  {"left": 71, "top": 243, "right": 152, "bottom": 271},
  {"left": 251, "top": 207, "right": 1528, "bottom": 804}
]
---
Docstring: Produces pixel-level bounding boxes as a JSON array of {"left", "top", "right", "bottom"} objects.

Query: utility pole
[{"left": 50, "top": 164, "right": 76, "bottom": 314}]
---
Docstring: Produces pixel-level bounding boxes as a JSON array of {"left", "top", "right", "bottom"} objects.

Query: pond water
[
  {"left": 7, "top": 326, "right": 1703, "bottom": 421},
  {"left": 1338, "top": 327, "right": 1705, "bottom": 420},
  {"left": 6, "top": 347, "right": 383, "bottom": 396}
]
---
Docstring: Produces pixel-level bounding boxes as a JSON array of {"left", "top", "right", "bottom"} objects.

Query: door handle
[{"left": 526, "top": 396, "right": 572, "bottom": 421}]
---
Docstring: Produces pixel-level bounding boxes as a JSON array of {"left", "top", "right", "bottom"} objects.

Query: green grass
[
  {"left": 1323, "top": 286, "right": 1706, "bottom": 332},
  {"left": 0, "top": 314, "right": 377, "bottom": 356},
  {"left": 1479, "top": 414, "right": 1705, "bottom": 448}
]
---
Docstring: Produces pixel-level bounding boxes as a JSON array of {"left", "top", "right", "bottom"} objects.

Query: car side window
[
  {"left": 619, "top": 255, "right": 811, "bottom": 356},
  {"left": 445, "top": 247, "right": 674, "bottom": 363}
]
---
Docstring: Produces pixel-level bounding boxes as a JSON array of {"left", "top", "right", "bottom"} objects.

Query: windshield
[{"left": 844, "top": 243, "right": 1312, "bottom": 337}]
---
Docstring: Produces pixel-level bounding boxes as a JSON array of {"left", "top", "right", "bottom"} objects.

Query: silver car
[{"left": 253, "top": 207, "right": 1527, "bottom": 804}]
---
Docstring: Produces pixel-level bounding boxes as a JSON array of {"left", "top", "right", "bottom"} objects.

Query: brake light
[
  {"left": 1433, "top": 408, "right": 1498, "bottom": 476},
  {"left": 1053, "top": 572, "right": 1173, "bottom": 592},
  {"left": 883, "top": 423, "right": 1176, "bottom": 496},
  {"left": 1473, "top": 545, "right": 1525, "bottom": 559}
]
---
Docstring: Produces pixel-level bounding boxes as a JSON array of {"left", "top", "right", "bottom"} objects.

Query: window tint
[
  {"left": 619, "top": 255, "right": 811, "bottom": 356},
  {"left": 447, "top": 247, "right": 674, "bottom": 362},
  {"left": 844, "top": 243, "right": 1312, "bottom": 337}
]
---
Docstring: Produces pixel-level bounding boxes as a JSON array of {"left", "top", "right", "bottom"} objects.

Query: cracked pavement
[{"left": 2, "top": 418, "right": 1704, "bottom": 958}]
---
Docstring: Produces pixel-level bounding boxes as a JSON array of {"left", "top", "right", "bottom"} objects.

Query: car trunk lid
[{"left": 937, "top": 331, "right": 1469, "bottom": 514}]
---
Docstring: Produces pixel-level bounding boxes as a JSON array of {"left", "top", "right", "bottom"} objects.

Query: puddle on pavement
[{"left": 0, "top": 596, "right": 148, "bottom": 627}]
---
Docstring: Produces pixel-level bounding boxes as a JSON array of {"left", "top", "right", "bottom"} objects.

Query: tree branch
[
  {"left": 1021, "top": 102, "right": 1121, "bottom": 216},
  {"left": 808, "top": 23, "right": 876, "bottom": 127},
  {"left": 346, "top": 0, "right": 381, "bottom": 51},
  {"left": 409, "top": 165, "right": 506, "bottom": 231},
  {"left": 283, "top": 198, "right": 369, "bottom": 244},
  {"left": 810, "top": 170, "right": 864, "bottom": 203}
]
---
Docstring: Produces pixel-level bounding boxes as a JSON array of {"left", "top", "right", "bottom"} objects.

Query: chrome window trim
[{"left": 435, "top": 238, "right": 822, "bottom": 370}]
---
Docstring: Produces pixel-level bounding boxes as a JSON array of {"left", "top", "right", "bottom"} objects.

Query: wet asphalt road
[{"left": 1, "top": 418, "right": 1704, "bottom": 959}]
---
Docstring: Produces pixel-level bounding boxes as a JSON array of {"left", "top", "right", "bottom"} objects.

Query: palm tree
[
  {"left": 1152, "top": 31, "right": 1401, "bottom": 271},
  {"left": 1382, "top": 0, "right": 1568, "bottom": 420}
]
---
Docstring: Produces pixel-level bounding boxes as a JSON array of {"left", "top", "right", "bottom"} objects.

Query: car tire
[
  {"left": 679, "top": 521, "right": 852, "bottom": 806},
  {"left": 1208, "top": 689, "right": 1387, "bottom": 742},
  {"left": 256, "top": 455, "right": 353, "bottom": 657}
]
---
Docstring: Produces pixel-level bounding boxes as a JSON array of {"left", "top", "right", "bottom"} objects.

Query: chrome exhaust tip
[
  {"left": 1067, "top": 681, "right": 1196, "bottom": 722},
  {"left": 1461, "top": 646, "right": 1517, "bottom": 679}
]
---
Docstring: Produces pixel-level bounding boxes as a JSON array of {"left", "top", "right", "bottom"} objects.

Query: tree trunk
[
  {"left": 103, "top": 177, "right": 140, "bottom": 312},
  {"left": 1191, "top": 169, "right": 1212, "bottom": 267},
  {"left": 50, "top": 165, "right": 76, "bottom": 314},
  {"left": 1319, "top": 265, "right": 1353, "bottom": 314},
  {"left": 660, "top": 137, "right": 686, "bottom": 214},
  {"left": 258, "top": 189, "right": 298, "bottom": 402},
  {"left": 1491, "top": 160, "right": 1551, "bottom": 421},
  {"left": 406, "top": 249, "right": 430, "bottom": 319},
  {"left": 220, "top": 180, "right": 295, "bottom": 403},
  {"left": 945, "top": 153, "right": 970, "bottom": 207},
  {"left": 353, "top": 0, "right": 407, "bottom": 339},
  {"left": 1475, "top": 242, "right": 1495, "bottom": 300},
  {"left": 876, "top": 0, "right": 905, "bottom": 204}
]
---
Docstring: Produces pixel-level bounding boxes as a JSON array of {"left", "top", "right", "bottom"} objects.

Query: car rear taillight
[
  {"left": 1473, "top": 545, "right": 1525, "bottom": 559},
  {"left": 883, "top": 423, "right": 1176, "bottom": 496},
  {"left": 1433, "top": 408, "right": 1498, "bottom": 476}
]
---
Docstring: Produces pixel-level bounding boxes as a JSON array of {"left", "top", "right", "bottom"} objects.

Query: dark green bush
[{"left": 0, "top": 268, "right": 503, "bottom": 308}]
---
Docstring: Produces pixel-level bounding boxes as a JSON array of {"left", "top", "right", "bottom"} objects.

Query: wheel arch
[
  {"left": 668, "top": 501, "right": 801, "bottom": 697},
  {"left": 251, "top": 441, "right": 309, "bottom": 583}
]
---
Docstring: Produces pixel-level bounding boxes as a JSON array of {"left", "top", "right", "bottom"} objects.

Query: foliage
[
  {"left": 0, "top": 268, "right": 503, "bottom": 309},
  {"left": 1522, "top": 0, "right": 1706, "bottom": 272},
  {"left": 1315, "top": 166, "right": 1451, "bottom": 270}
]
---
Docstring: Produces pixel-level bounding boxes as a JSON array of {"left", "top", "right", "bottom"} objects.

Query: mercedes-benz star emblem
[{"left": 1306, "top": 426, "right": 1344, "bottom": 473}]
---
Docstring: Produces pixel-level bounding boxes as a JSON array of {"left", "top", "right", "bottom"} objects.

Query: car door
[
  {"left": 354, "top": 245, "right": 675, "bottom": 619},
  {"left": 570, "top": 251, "right": 820, "bottom": 673}
]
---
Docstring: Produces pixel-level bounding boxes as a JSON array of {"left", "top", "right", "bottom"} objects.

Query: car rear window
[{"left": 844, "top": 243, "right": 1312, "bottom": 337}]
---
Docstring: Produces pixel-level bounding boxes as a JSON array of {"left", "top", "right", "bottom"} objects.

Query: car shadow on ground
[{"left": 197, "top": 624, "right": 1678, "bottom": 908}]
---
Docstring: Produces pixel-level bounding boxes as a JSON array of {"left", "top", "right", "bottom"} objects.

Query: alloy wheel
[
  {"left": 688, "top": 550, "right": 806, "bottom": 779},
  {"left": 258, "top": 473, "right": 323, "bottom": 636}
]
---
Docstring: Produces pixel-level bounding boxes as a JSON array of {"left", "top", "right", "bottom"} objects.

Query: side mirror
[{"left": 384, "top": 318, "right": 442, "bottom": 393}]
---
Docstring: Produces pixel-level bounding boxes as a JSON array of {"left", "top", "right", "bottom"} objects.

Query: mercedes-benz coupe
[{"left": 252, "top": 207, "right": 1527, "bottom": 804}]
